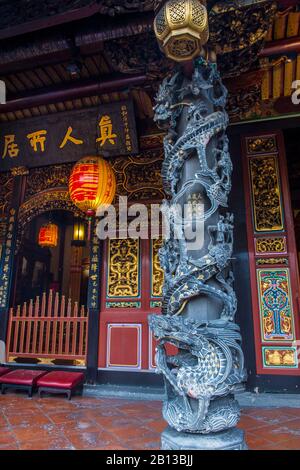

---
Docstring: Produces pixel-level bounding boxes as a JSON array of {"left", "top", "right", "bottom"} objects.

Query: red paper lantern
[
  {"left": 69, "top": 156, "right": 116, "bottom": 217},
  {"left": 38, "top": 223, "right": 59, "bottom": 248}
]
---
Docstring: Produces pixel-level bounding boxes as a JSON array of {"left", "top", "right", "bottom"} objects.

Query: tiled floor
[{"left": 0, "top": 393, "right": 300, "bottom": 450}]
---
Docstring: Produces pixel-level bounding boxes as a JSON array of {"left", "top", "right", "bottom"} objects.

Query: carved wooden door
[{"left": 98, "top": 238, "right": 164, "bottom": 371}]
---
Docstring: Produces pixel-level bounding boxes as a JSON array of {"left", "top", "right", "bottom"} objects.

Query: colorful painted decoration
[
  {"left": 262, "top": 347, "right": 297, "bottom": 368},
  {"left": 69, "top": 156, "right": 116, "bottom": 217},
  {"left": 257, "top": 269, "right": 294, "bottom": 342},
  {"left": 38, "top": 223, "right": 59, "bottom": 248}
]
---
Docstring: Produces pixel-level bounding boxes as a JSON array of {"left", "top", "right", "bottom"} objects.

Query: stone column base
[{"left": 161, "top": 427, "right": 248, "bottom": 450}]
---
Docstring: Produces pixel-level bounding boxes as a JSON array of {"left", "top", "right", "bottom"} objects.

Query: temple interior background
[{"left": 0, "top": 0, "right": 299, "bottom": 394}]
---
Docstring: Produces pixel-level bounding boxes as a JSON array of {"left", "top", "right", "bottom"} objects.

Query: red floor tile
[
  {"left": 99, "top": 444, "right": 129, "bottom": 450},
  {"left": 0, "top": 427, "right": 18, "bottom": 447},
  {"left": 62, "top": 421, "right": 102, "bottom": 434},
  {"left": 5, "top": 412, "right": 51, "bottom": 427},
  {"left": 0, "top": 444, "right": 20, "bottom": 450},
  {"left": 0, "top": 412, "right": 8, "bottom": 427},
  {"left": 275, "top": 438, "right": 300, "bottom": 450},
  {"left": 66, "top": 430, "right": 119, "bottom": 450},
  {"left": 45, "top": 410, "right": 89, "bottom": 425},
  {"left": 237, "top": 415, "right": 271, "bottom": 431},
  {"left": 0, "top": 393, "right": 299, "bottom": 450},
  {"left": 19, "top": 437, "right": 75, "bottom": 450},
  {"left": 12, "top": 423, "right": 62, "bottom": 444},
  {"left": 245, "top": 431, "right": 274, "bottom": 449},
  {"left": 113, "top": 426, "right": 159, "bottom": 443},
  {"left": 278, "top": 408, "right": 300, "bottom": 419}
]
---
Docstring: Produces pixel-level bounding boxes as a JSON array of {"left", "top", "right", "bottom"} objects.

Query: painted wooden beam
[
  {"left": 0, "top": 2, "right": 101, "bottom": 41},
  {"left": 261, "top": 37, "right": 300, "bottom": 57},
  {"left": 0, "top": 13, "right": 153, "bottom": 75},
  {"left": 0, "top": 73, "right": 148, "bottom": 113}
]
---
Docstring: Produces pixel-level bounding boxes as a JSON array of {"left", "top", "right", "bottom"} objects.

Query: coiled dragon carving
[{"left": 149, "top": 58, "right": 247, "bottom": 435}]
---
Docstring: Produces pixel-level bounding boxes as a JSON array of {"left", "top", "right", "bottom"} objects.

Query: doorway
[{"left": 14, "top": 210, "right": 89, "bottom": 307}]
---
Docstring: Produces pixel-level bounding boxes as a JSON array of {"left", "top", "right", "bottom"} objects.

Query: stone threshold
[
  {"left": 84, "top": 384, "right": 300, "bottom": 408},
  {"left": 84, "top": 383, "right": 166, "bottom": 401}
]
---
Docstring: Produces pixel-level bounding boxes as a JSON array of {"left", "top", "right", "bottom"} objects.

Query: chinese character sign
[
  {"left": 87, "top": 221, "right": 101, "bottom": 310},
  {"left": 0, "top": 208, "right": 16, "bottom": 308},
  {"left": 0, "top": 101, "right": 138, "bottom": 172}
]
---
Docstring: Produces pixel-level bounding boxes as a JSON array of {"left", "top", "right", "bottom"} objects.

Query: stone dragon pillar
[{"left": 149, "top": 0, "right": 247, "bottom": 450}]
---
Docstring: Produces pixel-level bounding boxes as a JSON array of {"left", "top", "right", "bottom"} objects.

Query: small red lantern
[
  {"left": 38, "top": 223, "right": 59, "bottom": 248},
  {"left": 69, "top": 156, "right": 116, "bottom": 238}
]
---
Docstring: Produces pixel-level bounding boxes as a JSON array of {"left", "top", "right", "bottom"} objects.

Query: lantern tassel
[
  {"left": 87, "top": 210, "right": 95, "bottom": 242},
  {"left": 87, "top": 218, "right": 92, "bottom": 242}
]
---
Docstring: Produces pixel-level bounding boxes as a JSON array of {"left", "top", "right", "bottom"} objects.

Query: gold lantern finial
[{"left": 154, "top": 0, "right": 209, "bottom": 62}]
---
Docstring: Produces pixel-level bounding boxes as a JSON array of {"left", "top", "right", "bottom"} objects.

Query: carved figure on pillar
[{"left": 149, "top": 0, "right": 247, "bottom": 450}]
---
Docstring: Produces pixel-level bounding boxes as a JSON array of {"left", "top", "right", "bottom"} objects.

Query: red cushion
[
  {"left": 0, "top": 369, "right": 47, "bottom": 386},
  {"left": 0, "top": 367, "right": 11, "bottom": 377},
  {"left": 36, "top": 371, "right": 84, "bottom": 390}
]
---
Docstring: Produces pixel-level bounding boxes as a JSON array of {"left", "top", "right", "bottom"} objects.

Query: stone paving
[{"left": 0, "top": 393, "right": 300, "bottom": 450}]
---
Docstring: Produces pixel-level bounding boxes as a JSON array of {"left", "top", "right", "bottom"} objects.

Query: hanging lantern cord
[{"left": 86, "top": 209, "right": 95, "bottom": 241}]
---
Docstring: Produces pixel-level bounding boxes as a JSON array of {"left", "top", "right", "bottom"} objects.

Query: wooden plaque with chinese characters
[{"left": 0, "top": 101, "right": 138, "bottom": 171}]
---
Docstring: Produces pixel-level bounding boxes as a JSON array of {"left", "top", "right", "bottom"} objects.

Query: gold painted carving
[
  {"left": 10, "top": 166, "right": 29, "bottom": 177},
  {"left": 0, "top": 222, "right": 6, "bottom": 241},
  {"left": 8, "top": 356, "right": 17, "bottom": 363},
  {"left": 106, "top": 301, "right": 141, "bottom": 309},
  {"left": 152, "top": 239, "right": 164, "bottom": 297},
  {"left": 0, "top": 172, "right": 13, "bottom": 216},
  {"left": 151, "top": 300, "right": 162, "bottom": 308},
  {"left": 112, "top": 152, "right": 164, "bottom": 201},
  {"left": 209, "top": 1, "right": 277, "bottom": 55},
  {"left": 107, "top": 239, "right": 140, "bottom": 298},
  {"left": 18, "top": 189, "right": 81, "bottom": 229},
  {"left": 139, "top": 133, "right": 165, "bottom": 150},
  {"left": 264, "top": 348, "right": 296, "bottom": 367},
  {"left": 256, "top": 258, "right": 288, "bottom": 266},
  {"left": 255, "top": 237, "right": 286, "bottom": 254},
  {"left": 73, "top": 359, "right": 86, "bottom": 367},
  {"left": 25, "top": 164, "right": 73, "bottom": 200},
  {"left": 37, "top": 358, "right": 54, "bottom": 365},
  {"left": 249, "top": 156, "right": 284, "bottom": 232},
  {"left": 246, "top": 136, "right": 277, "bottom": 154}
]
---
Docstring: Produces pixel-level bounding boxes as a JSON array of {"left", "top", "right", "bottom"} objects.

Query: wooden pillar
[
  {"left": 86, "top": 218, "right": 101, "bottom": 382},
  {"left": 0, "top": 167, "right": 28, "bottom": 347}
]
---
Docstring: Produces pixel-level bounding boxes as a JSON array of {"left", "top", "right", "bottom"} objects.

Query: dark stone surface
[{"left": 161, "top": 426, "right": 247, "bottom": 450}]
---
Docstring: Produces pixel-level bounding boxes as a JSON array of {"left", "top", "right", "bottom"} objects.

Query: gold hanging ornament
[{"left": 154, "top": 0, "right": 209, "bottom": 62}]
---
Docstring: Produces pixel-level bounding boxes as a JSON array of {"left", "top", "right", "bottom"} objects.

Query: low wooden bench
[
  {"left": 0, "top": 367, "right": 11, "bottom": 377},
  {"left": 0, "top": 369, "right": 47, "bottom": 397},
  {"left": 37, "top": 371, "right": 85, "bottom": 400}
]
